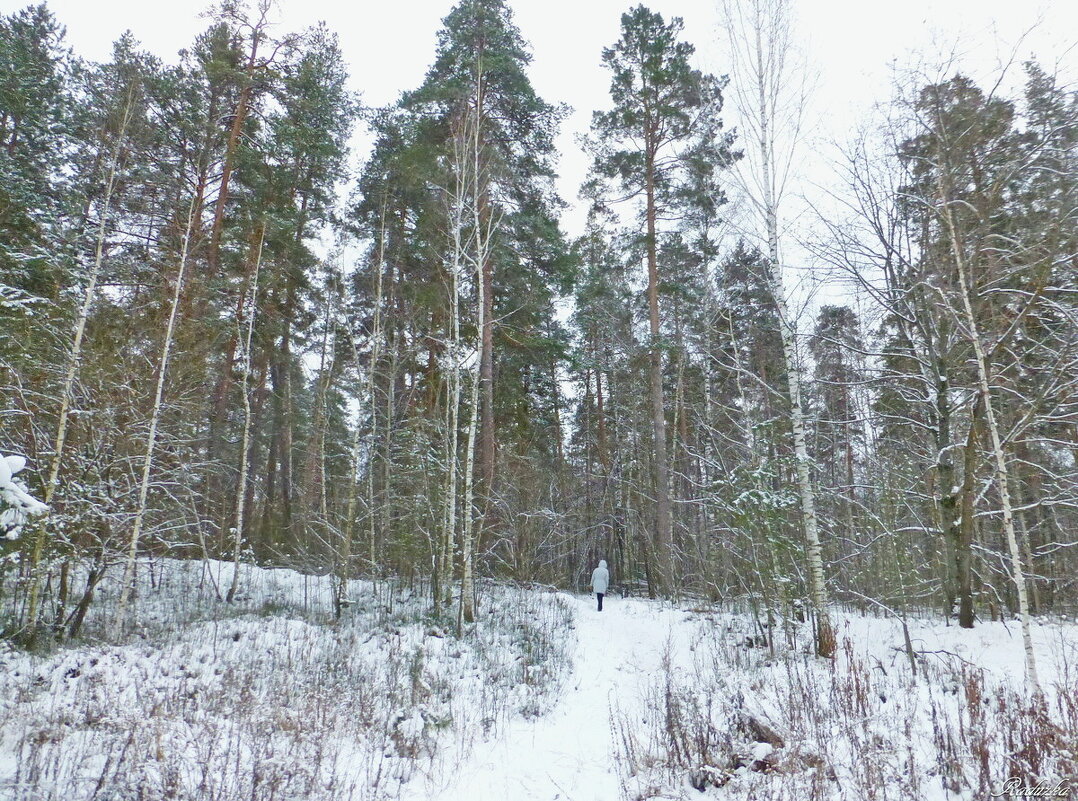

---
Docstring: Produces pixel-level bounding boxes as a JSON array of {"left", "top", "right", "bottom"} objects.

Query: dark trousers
[{"left": 596, "top": 592, "right": 604, "bottom": 611}]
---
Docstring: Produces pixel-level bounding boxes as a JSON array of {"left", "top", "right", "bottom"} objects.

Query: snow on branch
[{"left": 0, "top": 454, "right": 48, "bottom": 539}]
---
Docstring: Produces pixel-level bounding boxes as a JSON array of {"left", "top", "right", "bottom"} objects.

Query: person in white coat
[{"left": 590, "top": 560, "right": 609, "bottom": 611}]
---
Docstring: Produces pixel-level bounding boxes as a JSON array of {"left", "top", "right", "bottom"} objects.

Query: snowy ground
[
  {"left": 0, "top": 560, "right": 574, "bottom": 800},
  {"left": 405, "top": 597, "right": 1078, "bottom": 801},
  {"left": 400, "top": 593, "right": 693, "bottom": 801},
  {"left": 2, "top": 561, "right": 1076, "bottom": 800},
  {"left": 611, "top": 608, "right": 1078, "bottom": 801}
]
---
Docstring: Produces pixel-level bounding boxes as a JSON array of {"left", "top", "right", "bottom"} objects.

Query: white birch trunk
[
  {"left": 337, "top": 324, "right": 369, "bottom": 616},
  {"left": 114, "top": 192, "right": 200, "bottom": 629},
  {"left": 227, "top": 225, "right": 265, "bottom": 603},
  {"left": 460, "top": 67, "right": 490, "bottom": 628},
  {"left": 367, "top": 203, "right": 386, "bottom": 584},
  {"left": 940, "top": 193, "right": 1040, "bottom": 692},
  {"left": 437, "top": 130, "right": 468, "bottom": 612},
  {"left": 459, "top": 317, "right": 480, "bottom": 628},
  {"left": 25, "top": 90, "right": 137, "bottom": 633},
  {"left": 768, "top": 258, "right": 835, "bottom": 657},
  {"left": 307, "top": 265, "right": 338, "bottom": 540},
  {"left": 723, "top": 0, "right": 835, "bottom": 656}
]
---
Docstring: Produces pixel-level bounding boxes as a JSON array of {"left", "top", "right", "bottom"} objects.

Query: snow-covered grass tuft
[
  {"left": 0, "top": 559, "right": 574, "bottom": 800},
  {"left": 614, "top": 610, "right": 1078, "bottom": 800}
]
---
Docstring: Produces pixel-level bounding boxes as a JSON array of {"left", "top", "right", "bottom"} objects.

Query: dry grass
[
  {"left": 613, "top": 613, "right": 1077, "bottom": 801},
  {"left": 0, "top": 561, "right": 574, "bottom": 801}
]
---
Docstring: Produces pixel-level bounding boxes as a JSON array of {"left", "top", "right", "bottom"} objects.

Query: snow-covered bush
[
  {"left": 0, "top": 559, "right": 574, "bottom": 801},
  {"left": 0, "top": 453, "right": 47, "bottom": 539},
  {"left": 614, "top": 612, "right": 1078, "bottom": 800}
]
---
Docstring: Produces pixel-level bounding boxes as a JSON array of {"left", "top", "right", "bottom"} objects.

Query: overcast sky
[
  {"left": 8, "top": 0, "right": 1077, "bottom": 316},
  {"left": 15, "top": 0, "right": 1076, "bottom": 222}
]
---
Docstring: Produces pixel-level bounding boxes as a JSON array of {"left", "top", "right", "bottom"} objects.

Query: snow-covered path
[{"left": 403, "top": 593, "right": 690, "bottom": 801}]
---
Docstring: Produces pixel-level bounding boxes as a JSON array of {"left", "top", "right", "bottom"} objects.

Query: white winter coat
[{"left": 591, "top": 560, "right": 609, "bottom": 594}]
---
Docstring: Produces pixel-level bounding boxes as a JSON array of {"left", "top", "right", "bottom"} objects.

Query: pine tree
[
  {"left": 0, "top": 4, "right": 69, "bottom": 305},
  {"left": 406, "top": 0, "right": 570, "bottom": 567},
  {"left": 353, "top": 0, "right": 569, "bottom": 601},
  {"left": 587, "top": 4, "right": 736, "bottom": 595},
  {"left": 0, "top": 2, "right": 71, "bottom": 409}
]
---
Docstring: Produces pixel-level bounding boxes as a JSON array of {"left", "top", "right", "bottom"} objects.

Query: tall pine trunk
[{"left": 644, "top": 150, "right": 675, "bottom": 596}]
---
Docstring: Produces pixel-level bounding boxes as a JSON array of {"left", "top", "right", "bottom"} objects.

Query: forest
[{"left": 0, "top": 0, "right": 1076, "bottom": 798}]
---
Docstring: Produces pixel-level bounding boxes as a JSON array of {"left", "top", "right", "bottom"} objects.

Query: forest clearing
[{"left": 2, "top": 0, "right": 1077, "bottom": 797}]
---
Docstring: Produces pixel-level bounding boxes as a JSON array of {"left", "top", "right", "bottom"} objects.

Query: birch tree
[
  {"left": 721, "top": 0, "right": 835, "bottom": 656},
  {"left": 905, "top": 74, "right": 1044, "bottom": 689},
  {"left": 942, "top": 192, "right": 1040, "bottom": 690},
  {"left": 114, "top": 191, "right": 201, "bottom": 629},
  {"left": 434, "top": 118, "right": 471, "bottom": 613},
  {"left": 336, "top": 221, "right": 383, "bottom": 617},
  {"left": 23, "top": 73, "right": 140, "bottom": 636},
  {"left": 460, "top": 64, "right": 497, "bottom": 627},
  {"left": 366, "top": 209, "right": 386, "bottom": 584},
  {"left": 226, "top": 224, "right": 264, "bottom": 603}
]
